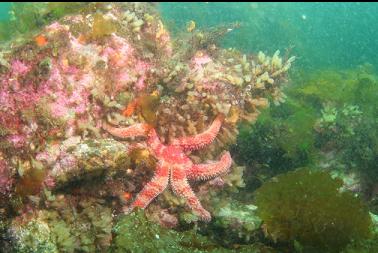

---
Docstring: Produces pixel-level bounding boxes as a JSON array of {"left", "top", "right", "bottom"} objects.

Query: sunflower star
[{"left": 103, "top": 115, "right": 232, "bottom": 221}]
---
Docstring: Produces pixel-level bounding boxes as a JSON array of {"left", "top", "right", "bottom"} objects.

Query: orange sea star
[{"left": 103, "top": 115, "right": 232, "bottom": 221}]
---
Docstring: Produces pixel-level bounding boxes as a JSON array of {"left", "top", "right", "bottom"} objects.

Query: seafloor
[{"left": 0, "top": 3, "right": 377, "bottom": 253}]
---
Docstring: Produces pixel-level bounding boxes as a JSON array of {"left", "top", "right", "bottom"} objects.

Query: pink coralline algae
[
  {"left": 101, "top": 34, "right": 153, "bottom": 92},
  {"left": 6, "top": 134, "right": 27, "bottom": 149},
  {"left": 10, "top": 60, "right": 31, "bottom": 76},
  {"left": 49, "top": 75, "right": 92, "bottom": 119},
  {"left": 103, "top": 34, "right": 134, "bottom": 67},
  {"left": 0, "top": 67, "right": 45, "bottom": 130},
  {"left": 192, "top": 52, "right": 212, "bottom": 67}
]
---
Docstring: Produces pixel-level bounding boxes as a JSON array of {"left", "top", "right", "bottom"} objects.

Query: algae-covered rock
[
  {"left": 47, "top": 138, "right": 130, "bottom": 186},
  {"left": 111, "top": 209, "right": 220, "bottom": 253},
  {"left": 0, "top": 2, "right": 295, "bottom": 252},
  {"left": 9, "top": 197, "right": 113, "bottom": 253},
  {"left": 205, "top": 201, "right": 262, "bottom": 247},
  {"left": 114, "top": 209, "right": 288, "bottom": 253},
  {"left": 10, "top": 215, "right": 59, "bottom": 253},
  {"left": 111, "top": 208, "right": 275, "bottom": 253}
]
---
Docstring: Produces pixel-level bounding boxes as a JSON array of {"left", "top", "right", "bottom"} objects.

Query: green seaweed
[
  {"left": 233, "top": 66, "right": 378, "bottom": 199},
  {"left": 111, "top": 209, "right": 219, "bottom": 253},
  {"left": 0, "top": 3, "right": 92, "bottom": 42},
  {"left": 254, "top": 168, "right": 373, "bottom": 253},
  {"left": 297, "top": 67, "right": 378, "bottom": 192},
  {"left": 232, "top": 97, "right": 315, "bottom": 184},
  {"left": 342, "top": 213, "right": 378, "bottom": 253},
  {"left": 91, "top": 13, "right": 117, "bottom": 39},
  {"left": 291, "top": 68, "right": 358, "bottom": 106},
  {"left": 10, "top": 218, "right": 59, "bottom": 253},
  {"left": 111, "top": 209, "right": 276, "bottom": 253}
]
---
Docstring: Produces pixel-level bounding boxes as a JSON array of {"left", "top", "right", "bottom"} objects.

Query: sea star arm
[
  {"left": 146, "top": 128, "right": 164, "bottom": 156},
  {"left": 186, "top": 151, "right": 232, "bottom": 181},
  {"left": 171, "top": 166, "right": 211, "bottom": 221},
  {"left": 103, "top": 122, "right": 150, "bottom": 138},
  {"left": 171, "top": 114, "right": 224, "bottom": 151},
  {"left": 126, "top": 161, "right": 169, "bottom": 212}
]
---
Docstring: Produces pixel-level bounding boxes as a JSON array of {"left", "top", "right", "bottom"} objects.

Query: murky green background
[
  {"left": 159, "top": 2, "right": 378, "bottom": 70},
  {"left": 2, "top": 2, "right": 378, "bottom": 70}
]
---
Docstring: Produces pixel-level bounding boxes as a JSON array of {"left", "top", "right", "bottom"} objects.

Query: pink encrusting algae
[{"left": 10, "top": 60, "right": 31, "bottom": 76}]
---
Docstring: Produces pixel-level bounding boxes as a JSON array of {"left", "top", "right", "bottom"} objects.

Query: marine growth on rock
[{"left": 0, "top": 2, "right": 294, "bottom": 252}]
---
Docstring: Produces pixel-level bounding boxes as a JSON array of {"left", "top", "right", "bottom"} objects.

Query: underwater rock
[
  {"left": 111, "top": 208, "right": 271, "bottom": 253},
  {"left": 211, "top": 202, "right": 262, "bottom": 246},
  {"left": 0, "top": 2, "right": 294, "bottom": 252},
  {"left": 9, "top": 197, "right": 113, "bottom": 253},
  {"left": 9, "top": 214, "right": 59, "bottom": 253},
  {"left": 111, "top": 209, "right": 217, "bottom": 253},
  {"left": 42, "top": 138, "right": 130, "bottom": 187}
]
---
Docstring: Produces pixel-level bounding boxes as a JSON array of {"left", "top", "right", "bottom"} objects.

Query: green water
[
  {"left": 159, "top": 2, "right": 378, "bottom": 70},
  {"left": 1, "top": 2, "right": 378, "bottom": 70},
  {"left": 0, "top": 3, "right": 11, "bottom": 21}
]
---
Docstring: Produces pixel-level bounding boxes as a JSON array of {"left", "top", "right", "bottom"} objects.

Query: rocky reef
[
  {"left": 0, "top": 2, "right": 294, "bottom": 252},
  {"left": 2, "top": 3, "right": 377, "bottom": 253}
]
